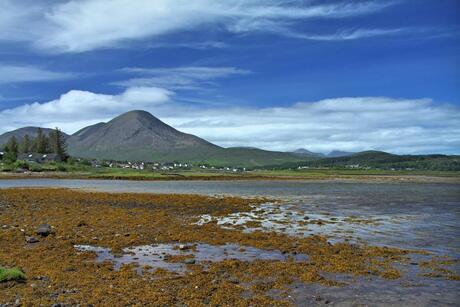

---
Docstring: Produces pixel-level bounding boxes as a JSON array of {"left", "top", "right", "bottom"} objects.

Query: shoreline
[{"left": 1, "top": 171, "right": 459, "bottom": 184}]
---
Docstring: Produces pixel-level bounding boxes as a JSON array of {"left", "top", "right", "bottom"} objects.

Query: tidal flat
[{"left": 0, "top": 183, "right": 459, "bottom": 306}]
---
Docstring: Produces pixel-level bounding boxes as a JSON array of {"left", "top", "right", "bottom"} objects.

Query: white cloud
[
  {"left": 162, "top": 97, "right": 460, "bottom": 154},
  {"left": 288, "top": 28, "right": 409, "bottom": 41},
  {"left": 114, "top": 66, "right": 251, "bottom": 90},
  {"left": 1, "top": 89, "right": 459, "bottom": 154},
  {"left": 0, "top": 87, "right": 171, "bottom": 132},
  {"left": 147, "top": 41, "right": 228, "bottom": 50},
  {"left": 0, "top": 0, "right": 44, "bottom": 42},
  {"left": 0, "top": 0, "right": 399, "bottom": 52},
  {"left": 0, "top": 64, "right": 75, "bottom": 84},
  {"left": 120, "top": 86, "right": 174, "bottom": 103}
]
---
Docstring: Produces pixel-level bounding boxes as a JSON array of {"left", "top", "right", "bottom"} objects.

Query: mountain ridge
[
  {"left": 2, "top": 110, "right": 456, "bottom": 169},
  {"left": 0, "top": 127, "right": 68, "bottom": 146},
  {"left": 59, "top": 110, "right": 308, "bottom": 166},
  {"left": 291, "top": 148, "right": 324, "bottom": 157}
]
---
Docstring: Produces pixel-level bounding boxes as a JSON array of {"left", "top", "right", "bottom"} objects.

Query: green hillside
[{"left": 267, "top": 151, "right": 460, "bottom": 171}]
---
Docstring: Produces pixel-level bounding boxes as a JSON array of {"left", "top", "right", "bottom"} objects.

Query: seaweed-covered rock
[
  {"left": 0, "top": 267, "right": 26, "bottom": 283},
  {"left": 25, "top": 236, "right": 39, "bottom": 243},
  {"left": 36, "top": 224, "right": 54, "bottom": 237}
]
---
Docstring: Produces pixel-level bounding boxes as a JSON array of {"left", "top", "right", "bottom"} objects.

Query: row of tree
[{"left": 1, "top": 128, "right": 68, "bottom": 162}]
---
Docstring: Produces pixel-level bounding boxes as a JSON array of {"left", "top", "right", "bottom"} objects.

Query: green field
[{"left": 1, "top": 160, "right": 459, "bottom": 181}]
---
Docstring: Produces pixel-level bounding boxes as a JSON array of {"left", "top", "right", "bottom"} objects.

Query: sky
[{"left": 0, "top": 0, "right": 459, "bottom": 154}]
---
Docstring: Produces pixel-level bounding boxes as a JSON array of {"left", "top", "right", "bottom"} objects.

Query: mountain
[
  {"left": 207, "top": 147, "right": 315, "bottom": 167},
  {"left": 67, "top": 110, "right": 220, "bottom": 162},
  {"left": 260, "top": 150, "right": 460, "bottom": 171},
  {"left": 327, "top": 150, "right": 355, "bottom": 157},
  {"left": 0, "top": 127, "right": 68, "bottom": 147},
  {"left": 301, "top": 151, "right": 460, "bottom": 171},
  {"left": 2, "top": 114, "right": 457, "bottom": 170},
  {"left": 64, "top": 110, "right": 307, "bottom": 167},
  {"left": 291, "top": 148, "right": 324, "bottom": 157}
]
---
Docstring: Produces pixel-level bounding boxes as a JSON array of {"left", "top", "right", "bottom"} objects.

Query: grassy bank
[{"left": 1, "top": 163, "right": 459, "bottom": 183}]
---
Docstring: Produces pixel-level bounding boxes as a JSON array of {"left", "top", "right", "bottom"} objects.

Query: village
[
  {"left": 0, "top": 150, "right": 247, "bottom": 174},
  {"left": 91, "top": 160, "right": 247, "bottom": 173}
]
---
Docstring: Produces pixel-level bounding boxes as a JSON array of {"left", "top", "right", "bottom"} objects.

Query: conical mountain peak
[
  {"left": 67, "top": 110, "right": 219, "bottom": 161},
  {"left": 108, "top": 110, "right": 173, "bottom": 131}
]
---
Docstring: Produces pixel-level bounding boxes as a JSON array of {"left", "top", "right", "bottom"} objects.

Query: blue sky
[{"left": 0, "top": 0, "right": 459, "bottom": 154}]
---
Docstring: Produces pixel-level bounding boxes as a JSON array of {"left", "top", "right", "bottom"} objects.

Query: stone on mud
[
  {"left": 25, "top": 236, "right": 39, "bottom": 243},
  {"left": 36, "top": 224, "right": 54, "bottom": 237}
]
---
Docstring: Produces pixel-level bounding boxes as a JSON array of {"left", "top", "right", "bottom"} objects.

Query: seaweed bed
[{"left": 0, "top": 188, "right": 458, "bottom": 306}]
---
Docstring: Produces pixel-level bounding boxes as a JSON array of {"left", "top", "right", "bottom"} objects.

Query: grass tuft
[{"left": 0, "top": 266, "right": 26, "bottom": 282}]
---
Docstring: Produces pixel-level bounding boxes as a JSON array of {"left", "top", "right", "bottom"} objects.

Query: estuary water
[{"left": 1, "top": 179, "right": 459, "bottom": 255}]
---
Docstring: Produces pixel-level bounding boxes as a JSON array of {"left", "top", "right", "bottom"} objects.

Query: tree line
[{"left": 1, "top": 128, "right": 68, "bottom": 162}]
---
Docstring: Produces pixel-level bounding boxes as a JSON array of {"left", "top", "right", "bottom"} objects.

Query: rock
[
  {"left": 228, "top": 277, "right": 240, "bottom": 284},
  {"left": 36, "top": 224, "right": 54, "bottom": 237},
  {"left": 184, "top": 259, "right": 196, "bottom": 265},
  {"left": 25, "top": 236, "right": 39, "bottom": 243},
  {"left": 178, "top": 244, "right": 188, "bottom": 250},
  {"left": 65, "top": 288, "right": 78, "bottom": 294},
  {"left": 77, "top": 221, "right": 87, "bottom": 227},
  {"left": 33, "top": 276, "right": 49, "bottom": 282},
  {"left": 64, "top": 267, "right": 77, "bottom": 272}
]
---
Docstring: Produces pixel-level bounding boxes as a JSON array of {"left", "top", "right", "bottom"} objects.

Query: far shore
[{"left": 1, "top": 169, "right": 459, "bottom": 184}]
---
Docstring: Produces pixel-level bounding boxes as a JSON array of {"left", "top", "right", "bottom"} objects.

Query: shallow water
[
  {"left": 75, "top": 243, "right": 307, "bottom": 274},
  {"left": 2, "top": 179, "right": 459, "bottom": 255},
  {"left": 1, "top": 178, "right": 459, "bottom": 200}
]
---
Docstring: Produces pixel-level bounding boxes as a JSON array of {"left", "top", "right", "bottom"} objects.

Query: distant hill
[
  {"left": 327, "top": 150, "right": 354, "bottom": 157},
  {"left": 206, "top": 147, "right": 316, "bottom": 167},
  {"left": 64, "top": 110, "right": 307, "bottom": 167},
  {"left": 301, "top": 151, "right": 460, "bottom": 171},
  {"left": 291, "top": 148, "right": 324, "bottom": 157},
  {"left": 0, "top": 127, "right": 68, "bottom": 147}
]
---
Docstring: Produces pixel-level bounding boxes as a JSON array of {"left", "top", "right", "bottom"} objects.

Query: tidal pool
[{"left": 75, "top": 243, "right": 308, "bottom": 274}]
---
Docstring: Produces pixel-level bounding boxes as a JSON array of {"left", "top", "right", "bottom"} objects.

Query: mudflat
[{"left": 0, "top": 188, "right": 459, "bottom": 306}]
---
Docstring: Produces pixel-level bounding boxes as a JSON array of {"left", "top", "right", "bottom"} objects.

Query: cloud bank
[
  {"left": 0, "top": 65, "right": 75, "bottom": 84},
  {"left": 115, "top": 66, "right": 251, "bottom": 90},
  {"left": 1, "top": 88, "right": 459, "bottom": 154},
  {"left": 0, "top": 87, "right": 172, "bottom": 133},
  {"left": 0, "top": 0, "right": 403, "bottom": 52}
]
